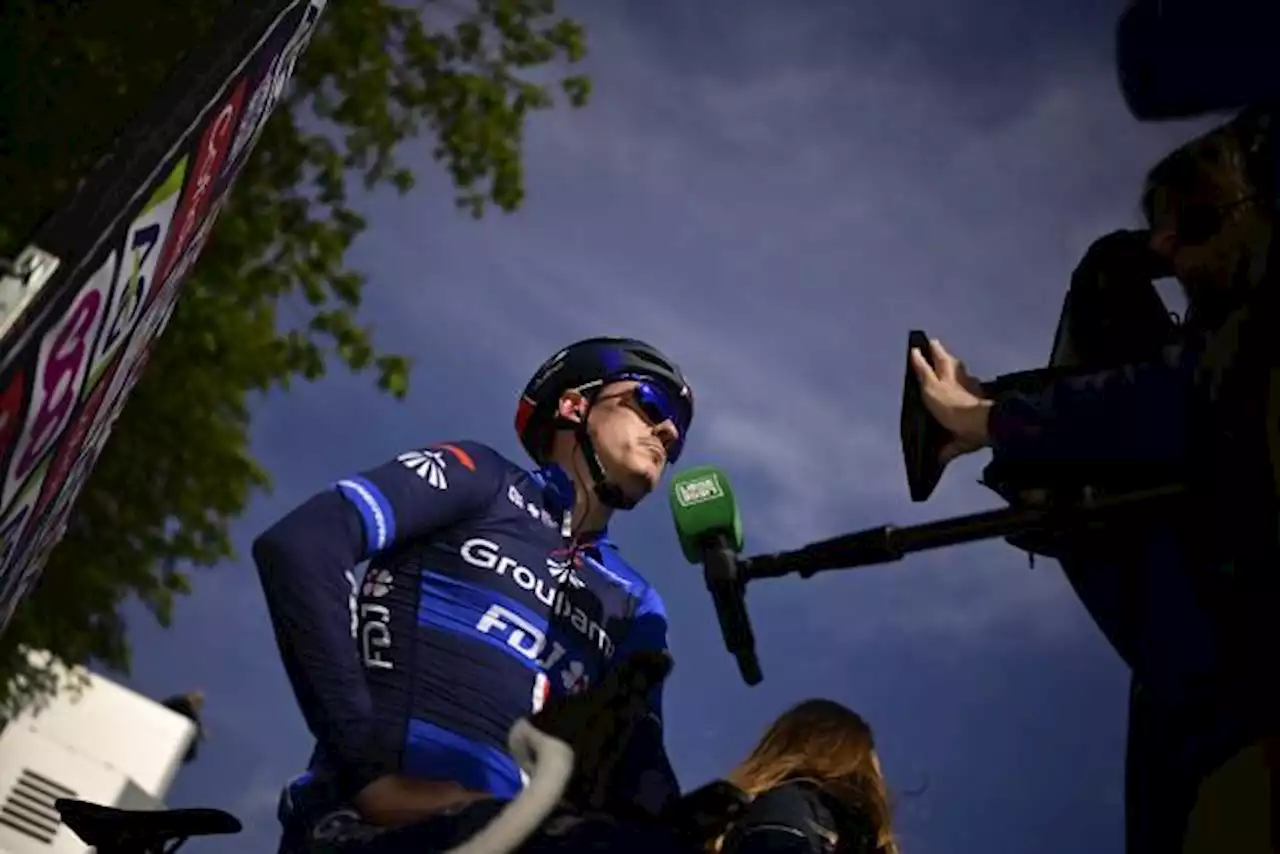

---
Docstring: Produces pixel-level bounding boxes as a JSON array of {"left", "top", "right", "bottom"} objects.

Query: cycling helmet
[{"left": 515, "top": 337, "right": 694, "bottom": 509}]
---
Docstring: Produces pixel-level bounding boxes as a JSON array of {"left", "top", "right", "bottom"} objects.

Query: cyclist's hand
[
  {"left": 353, "top": 775, "right": 492, "bottom": 827},
  {"left": 529, "top": 651, "right": 674, "bottom": 812}
]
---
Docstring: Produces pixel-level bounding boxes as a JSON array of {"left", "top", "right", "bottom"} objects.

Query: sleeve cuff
[{"left": 987, "top": 393, "right": 1047, "bottom": 462}]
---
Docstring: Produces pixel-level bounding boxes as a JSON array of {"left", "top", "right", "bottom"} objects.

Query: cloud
[{"left": 354, "top": 4, "right": 1201, "bottom": 569}]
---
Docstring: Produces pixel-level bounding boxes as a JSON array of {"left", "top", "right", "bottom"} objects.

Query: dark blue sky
[{"left": 117, "top": 2, "right": 1211, "bottom": 852}]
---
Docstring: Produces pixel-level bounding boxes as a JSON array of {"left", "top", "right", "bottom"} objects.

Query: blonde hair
[{"left": 720, "top": 698, "right": 899, "bottom": 854}]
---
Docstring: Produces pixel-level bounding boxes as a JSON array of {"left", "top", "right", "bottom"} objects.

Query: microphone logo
[{"left": 673, "top": 472, "right": 725, "bottom": 507}]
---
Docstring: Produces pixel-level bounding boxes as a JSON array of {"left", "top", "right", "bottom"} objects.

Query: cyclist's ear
[{"left": 557, "top": 391, "right": 588, "bottom": 424}]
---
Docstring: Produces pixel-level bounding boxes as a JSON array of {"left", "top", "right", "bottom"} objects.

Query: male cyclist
[{"left": 252, "top": 337, "right": 695, "bottom": 852}]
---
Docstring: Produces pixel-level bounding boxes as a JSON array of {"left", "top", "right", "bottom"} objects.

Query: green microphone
[{"left": 668, "top": 466, "right": 762, "bottom": 685}]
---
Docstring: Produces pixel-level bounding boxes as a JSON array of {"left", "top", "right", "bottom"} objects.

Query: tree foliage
[{"left": 0, "top": 0, "right": 589, "bottom": 715}]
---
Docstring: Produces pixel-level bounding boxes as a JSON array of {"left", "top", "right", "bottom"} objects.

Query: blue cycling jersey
[{"left": 252, "top": 440, "right": 679, "bottom": 831}]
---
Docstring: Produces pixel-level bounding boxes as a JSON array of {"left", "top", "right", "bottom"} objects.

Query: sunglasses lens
[{"left": 633, "top": 381, "right": 688, "bottom": 462}]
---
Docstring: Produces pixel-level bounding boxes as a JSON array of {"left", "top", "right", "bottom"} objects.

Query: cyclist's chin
[{"left": 613, "top": 461, "right": 661, "bottom": 503}]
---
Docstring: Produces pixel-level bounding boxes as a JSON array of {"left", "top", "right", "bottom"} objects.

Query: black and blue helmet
[{"left": 515, "top": 336, "right": 694, "bottom": 466}]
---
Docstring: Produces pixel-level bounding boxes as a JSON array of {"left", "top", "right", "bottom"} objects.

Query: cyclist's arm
[
  {"left": 252, "top": 441, "right": 502, "bottom": 800},
  {"left": 608, "top": 587, "right": 681, "bottom": 818},
  {"left": 988, "top": 345, "right": 1194, "bottom": 469}
]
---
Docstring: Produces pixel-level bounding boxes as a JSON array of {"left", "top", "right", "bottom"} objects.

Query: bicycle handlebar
[{"left": 444, "top": 718, "right": 575, "bottom": 854}]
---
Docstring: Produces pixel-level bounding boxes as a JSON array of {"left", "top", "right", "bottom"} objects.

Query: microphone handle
[{"left": 702, "top": 535, "right": 763, "bottom": 686}]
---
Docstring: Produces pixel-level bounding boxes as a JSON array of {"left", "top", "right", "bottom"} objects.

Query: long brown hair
[{"left": 723, "top": 698, "right": 899, "bottom": 854}]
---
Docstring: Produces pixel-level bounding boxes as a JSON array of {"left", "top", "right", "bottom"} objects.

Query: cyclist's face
[{"left": 583, "top": 380, "right": 680, "bottom": 498}]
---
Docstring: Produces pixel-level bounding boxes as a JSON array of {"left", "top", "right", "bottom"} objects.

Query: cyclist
[{"left": 252, "top": 336, "right": 695, "bottom": 852}]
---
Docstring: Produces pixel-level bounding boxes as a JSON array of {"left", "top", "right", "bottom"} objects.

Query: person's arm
[
  {"left": 987, "top": 345, "right": 1195, "bottom": 469},
  {"left": 252, "top": 441, "right": 502, "bottom": 801},
  {"left": 605, "top": 587, "right": 681, "bottom": 818}
]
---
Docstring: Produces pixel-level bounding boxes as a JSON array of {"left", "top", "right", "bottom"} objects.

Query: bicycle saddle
[{"left": 55, "top": 799, "right": 242, "bottom": 849}]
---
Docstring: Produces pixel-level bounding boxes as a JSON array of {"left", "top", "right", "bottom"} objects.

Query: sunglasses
[
  {"left": 1173, "top": 195, "right": 1260, "bottom": 246},
  {"left": 588, "top": 375, "right": 691, "bottom": 463}
]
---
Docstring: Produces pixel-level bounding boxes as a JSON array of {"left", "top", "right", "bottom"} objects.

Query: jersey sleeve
[
  {"left": 608, "top": 584, "right": 682, "bottom": 816},
  {"left": 987, "top": 346, "right": 1194, "bottom": 472},
  {"left": 252, "top": 440, "right": 504, "bottom": 799},
  {"left": 332, "top": 441, "right": 504, "bottom": 560}
]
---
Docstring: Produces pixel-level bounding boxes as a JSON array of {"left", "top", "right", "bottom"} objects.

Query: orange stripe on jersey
[{"left": 435, "top": 443, "right": 477, "bottom": 471}]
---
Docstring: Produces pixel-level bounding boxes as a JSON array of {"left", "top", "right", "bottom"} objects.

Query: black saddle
[{"left": 55, "top": 799, "right": 241, "bottom": 853}]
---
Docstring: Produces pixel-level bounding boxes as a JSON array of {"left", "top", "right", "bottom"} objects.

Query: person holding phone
[{"left": 910, "top": 114, "right": 1277, "bottom": 852}]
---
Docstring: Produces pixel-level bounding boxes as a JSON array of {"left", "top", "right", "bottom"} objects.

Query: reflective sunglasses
[{"left": 591, "top": 375, "right": 691, "bottom": 463}]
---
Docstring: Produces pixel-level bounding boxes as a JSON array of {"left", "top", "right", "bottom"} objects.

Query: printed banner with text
[{"left": 0, "top": 0, "right": 328, "bottom": 634}]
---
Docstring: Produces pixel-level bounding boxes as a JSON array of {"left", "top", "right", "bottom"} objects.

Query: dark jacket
[{"left": 722, "top": 781, "right": 881, "bottom": 854}]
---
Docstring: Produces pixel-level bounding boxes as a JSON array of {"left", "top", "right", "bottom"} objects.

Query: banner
[{"left": 0, "top": 0, "right": 328, "bottom": 633}]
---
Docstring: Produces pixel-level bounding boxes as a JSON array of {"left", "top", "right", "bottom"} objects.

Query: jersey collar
[
  {"left": 575, "top": 529, "right": 612, "bottom": 550},
  {"left": 531, "top": 464, "right": 613, "bottom": 549},
  {"left": 531, "top": 463, "right": 575, "bottom": 514}
]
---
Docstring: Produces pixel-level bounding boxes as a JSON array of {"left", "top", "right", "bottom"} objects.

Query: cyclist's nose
[{"left": 653, "top": 420, "right": 678, "bottom": 447}]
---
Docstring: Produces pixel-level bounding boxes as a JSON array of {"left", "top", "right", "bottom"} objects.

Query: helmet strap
[{"left": 552, "top": 408, "right": 638, "bottom": 512}]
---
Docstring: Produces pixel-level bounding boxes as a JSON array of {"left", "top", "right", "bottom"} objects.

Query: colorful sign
[{"left": 0, "top": 0, "right": 329, "bottom": 634}]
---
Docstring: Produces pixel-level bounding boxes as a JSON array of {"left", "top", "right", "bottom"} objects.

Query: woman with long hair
[{"left": 716, "top": 698, "right": 899, "bottom": 854}]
